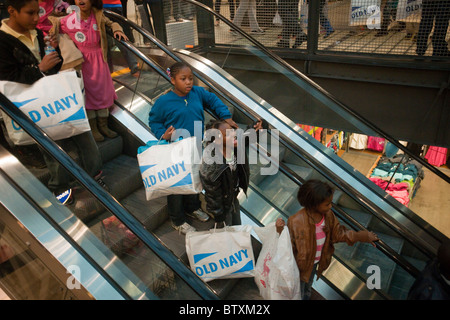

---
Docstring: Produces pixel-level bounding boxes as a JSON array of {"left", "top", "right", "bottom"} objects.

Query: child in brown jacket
[{"left": 276, "top": 179, "right": 379, "bottom": 299}]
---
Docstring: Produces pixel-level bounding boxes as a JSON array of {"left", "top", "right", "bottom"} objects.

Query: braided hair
[{"left": 166, "top": 61, "right": 190, "bottom": 78}]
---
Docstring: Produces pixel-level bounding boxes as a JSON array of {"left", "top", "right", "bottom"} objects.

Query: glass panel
[{"left": 0, "top": 220, "right": 67, "bottom": 300}]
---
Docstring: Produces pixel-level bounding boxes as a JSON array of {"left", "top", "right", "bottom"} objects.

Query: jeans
[
  {"left": 300, "top": 263, "right": 317, "bottom": 300},
  {"left": 233, "top": 0, "right": 260, "bottom": 31},
  {"left": 279, "top": 0, "right": 303, "bottom": 39},
  {"left": 41, "top": 131, "right": 102, "bottom": 194},
  {"left": 167, "top": 194, "right": 201, "bottom": 226}
]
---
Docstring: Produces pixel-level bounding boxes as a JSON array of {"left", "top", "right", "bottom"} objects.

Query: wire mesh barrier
[{"left": 151, "top": 0, "right": 449, "bottom": 58}]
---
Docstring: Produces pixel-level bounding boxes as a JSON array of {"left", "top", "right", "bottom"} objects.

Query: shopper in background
[
  {"left": 416, "top": 0, "right": 450, "bottom": 57},
  {"left": 277, "top": 0, "right": 306, "bottom": 48},
  {"left": 232, "top": 0, "right": 264, "bottom": 35},
  {"left": 408, "top": 239, "right": 450, "bottom": 300}
]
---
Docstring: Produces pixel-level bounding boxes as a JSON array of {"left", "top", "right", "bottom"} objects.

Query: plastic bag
[{"left": 254, "top": 222, "right": 301, "bottom": 300}]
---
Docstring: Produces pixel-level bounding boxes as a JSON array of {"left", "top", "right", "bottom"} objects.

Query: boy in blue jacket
[{"left": 149, "top": 62, "right": 237, "bottom": 234}]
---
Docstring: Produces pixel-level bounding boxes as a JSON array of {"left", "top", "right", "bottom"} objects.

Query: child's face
[
  {"left": 8, "top": 1, "right": 40, "bottom": 32},
  {"left": 75, "top": 0, "right": 92, "bottom": 14},
  {"left": 171, "top": 67, "right": 194, "bottom": 96},
  {"left": 315, "top": 196, "right": 333, "bottom": 216},
  {"left": 218, "top": 122, "right": 237, "bottom": 149}
]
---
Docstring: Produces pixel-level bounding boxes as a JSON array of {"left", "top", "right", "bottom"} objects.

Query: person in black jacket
[
  {"left": 416, "top": 0, "right": 450, "bottom": 56},
  {"left": 407, "top": 239, "right": 450, "bottom": 300},
  {"left": 0, "top": 0, "right": 62, "bottom": 82},
  {"left": 0, "top": 0, "right": 105, "bottom": 205},
  {"left": 200, "top": 118, "right": 261, "bottom": 226}
]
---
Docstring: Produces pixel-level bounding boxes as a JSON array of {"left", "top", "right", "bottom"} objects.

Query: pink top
[
  {"left": 314, "top": 216, "right": 326, "bottom": 264},
  {"left": 60, "top": 11, "right": 117, "bottom": 110},
  {"left": 37, "top": 0, "right": 55, "bottom": 35}
]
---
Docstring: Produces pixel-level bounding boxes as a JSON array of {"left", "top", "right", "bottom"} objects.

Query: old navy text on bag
[
  {"left": 10, "top": 93, "right": 83, "bottom": 130},
  {"left": 141, "top": 160, "right": 190, "bottom": 189},
  {"left": 192, "top": 249, "right": 253, "bottom": 278},
  {"left": 0, "top": 71, "right": 90, "bottom": 145},
  {"left": 137, "top": 137, "right": 203, "bottom": 200},
  {"left": 185, "top": 225, "right": 255, "bottom": 282}
]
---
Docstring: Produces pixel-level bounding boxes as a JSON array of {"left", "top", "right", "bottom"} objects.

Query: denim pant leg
[
  {"left": 40, "top": 140, "right": 73, "bottom": 194},
  {"left": 167, "top": 194, "right": 201, "bottom": 226},
  {"left": 71, "top": 131, "right": 102, "bottom": 177},
  {"left": 183, "top": 194, "right": 201, "bottom": 214},
  {"left": 300, "top": 264, "right": 317, "bottom": 300},
  {"left": 231, "top": 198, "right": 241, "bottom": 225}
]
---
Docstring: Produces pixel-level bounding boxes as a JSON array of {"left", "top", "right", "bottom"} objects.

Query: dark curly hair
[{"left": 297, "top": 179, "right": 334, "bottom": 211}]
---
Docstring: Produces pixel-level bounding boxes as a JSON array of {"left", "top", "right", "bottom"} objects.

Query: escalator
[
  {"left": 0, "top": 6, "right": 447, "bottom": 301},
  {"left": 102, "top": 9, "right": 449, "bottom": 299}
]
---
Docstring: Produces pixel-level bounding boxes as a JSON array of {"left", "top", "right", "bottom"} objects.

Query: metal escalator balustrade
[{"left": 100, "top": 21, "right": 442, "bottom": 294}]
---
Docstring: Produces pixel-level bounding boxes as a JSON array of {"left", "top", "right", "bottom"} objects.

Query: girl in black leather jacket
[{"left": 199, "top": 118, "right": 261, "bottom": 226}]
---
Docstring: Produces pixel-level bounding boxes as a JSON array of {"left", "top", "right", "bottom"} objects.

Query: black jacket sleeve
[{"left": 0, "top": 29, "right": 62, "bottom": 84}]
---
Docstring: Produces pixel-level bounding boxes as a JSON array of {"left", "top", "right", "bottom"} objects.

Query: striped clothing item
[
  {"left": 102, "top": 0, "right": 122, "bottom": 7},
  {"left": 314, "top": 216, "right": 326, "bottom": 264}
]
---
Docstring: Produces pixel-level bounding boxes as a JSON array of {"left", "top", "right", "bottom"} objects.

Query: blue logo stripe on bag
[
  {"left": 230, "top": 260, "right": 254, "bottom": 274},
  {"left": 13, "top": 98, "right": 38, "bottom": 108},
  {"left": 170, "top": 172, "right": 192, "bottom": 188},
  {"left": 59, "top": 106, "right": 86, "bottom": 122},
  {"left": 193, "top": 252, "right": 217, "bottom": 264},
  {"left": 139, "top": 164, "right": 156, "bottom": 174}
]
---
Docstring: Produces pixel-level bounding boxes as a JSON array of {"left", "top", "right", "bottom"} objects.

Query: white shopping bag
[
  {"left": 137, "top": 136, "right": 203, "bottom": 201},
  {"left": 186, "top": 224, "right": 255, "bottom": 282},
  {"left": 0, "top": 71, "right": 90, "bottom": 145},
  {"left": 396, "top": 0, "right": 422, "bottom": 22},
  {"left": 349, "top": 0, "right": 381, "bottom": 27},
  {"left": 254, "top": 222, "right": 301, "bottom": 300}
]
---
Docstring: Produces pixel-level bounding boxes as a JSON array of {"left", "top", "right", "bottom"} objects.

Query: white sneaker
[
  {"left": 188, "top": 209, "right": 210, "bottom": 222},
  {"left": 173, "top": 222, "right": 196, "bottom": 235}
]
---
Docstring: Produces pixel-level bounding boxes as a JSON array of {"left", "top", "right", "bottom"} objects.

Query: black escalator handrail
[
  {"left": 0, "top": 92, "right": 219, "bottom": 300},
  {"left": 179, "top": 0, "right": 450, "bottom": 184}
]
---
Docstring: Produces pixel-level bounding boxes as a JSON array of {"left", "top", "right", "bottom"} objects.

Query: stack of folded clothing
[{"left": 369, "top": 155, "right": 424, "bottom": 206}]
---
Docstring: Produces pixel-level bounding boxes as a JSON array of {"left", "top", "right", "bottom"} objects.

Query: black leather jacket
[
  {"left": 199, "top": 147, "right": 249, "bottom": 223},
  {"left": 0, "top": 28, "right": 62, "bottom": 84}
]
